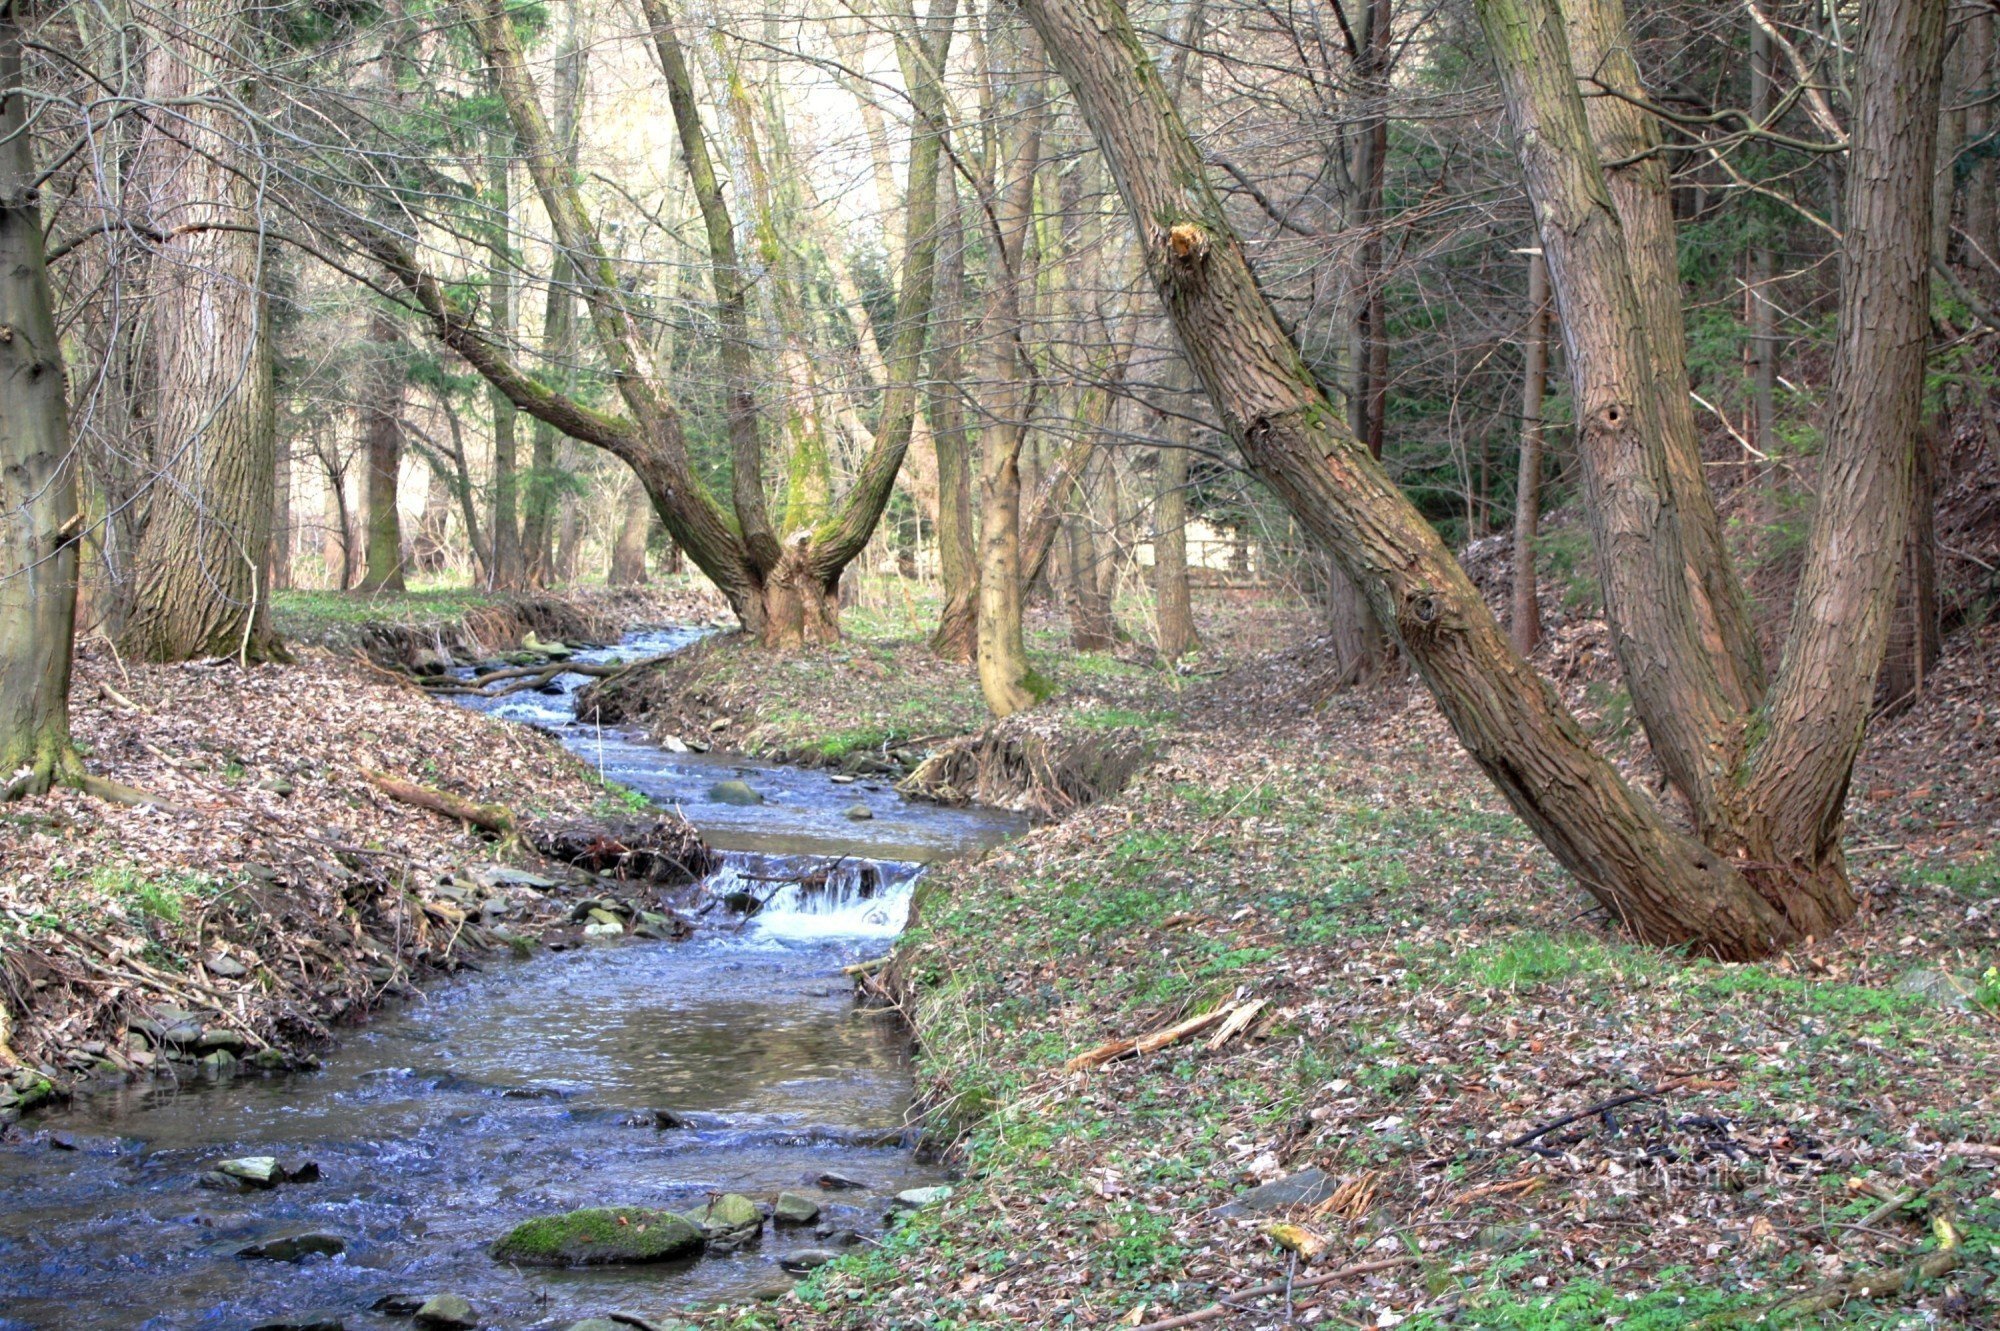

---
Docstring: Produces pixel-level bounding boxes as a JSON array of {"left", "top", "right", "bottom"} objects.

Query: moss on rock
[{"left": 490, "top": 1206, "right": 702, "bottom": 1266}]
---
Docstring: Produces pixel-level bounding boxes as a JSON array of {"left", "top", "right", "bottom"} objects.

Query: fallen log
[{"left": 363, "top": 770, "right": 513, "bottom": 835}]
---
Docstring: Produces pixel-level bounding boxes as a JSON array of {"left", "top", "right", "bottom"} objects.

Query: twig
[
  {"left": 1132, "top": 1256, "right": 1418, "bottom": 1330},
  {"left": 1498, "top": 1080, "right": 1688, "bottom": 1151}
]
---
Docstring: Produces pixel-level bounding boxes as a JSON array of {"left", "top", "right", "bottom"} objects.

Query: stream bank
[
  {"left": 2, "top": 619, "right": 1030, "bottom": 1330},
  {"left": 723, "top": 621, "right": 2000, "bottom": 1331}
]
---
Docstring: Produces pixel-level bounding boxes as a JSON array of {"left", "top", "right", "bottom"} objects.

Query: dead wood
[
  {"left": 363, "top": 770, "right": 515, "bottom": 834},
  {"left": 1066, "top": 1001, "right": 1259, "bottom": 1071}
]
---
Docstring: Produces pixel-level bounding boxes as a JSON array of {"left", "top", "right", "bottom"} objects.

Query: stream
[{"left": 0, "top": 628, "right": 1024, "bottom": 1331}]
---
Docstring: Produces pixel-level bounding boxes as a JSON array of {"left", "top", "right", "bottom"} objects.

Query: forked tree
[
  {"left": 1017, "top": 0, "right": 1948, "bottom": 958},
  {"left": 365, "top": 0, "right": 956, "bottom": 646}
]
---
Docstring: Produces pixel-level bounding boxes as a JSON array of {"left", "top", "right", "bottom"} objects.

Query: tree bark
[
  {"left": 1875, "top": 416, "right": 1940, "bottom": 715},
  {"left": 0, "top": 0, "right": 83, "bottom": 797},
  {"left": 1965, "top": 13, "right": 1997, "bottom": 298},
  {"left": 359, "top": 308, "right": 407, "bottom": 592},
  {"left": 1510, "top": 251, "right": 1549, "bottom": 657},
  {"left": 270, "top": 427, "right": 292, "bottom": 593},
  {"left": 1746, "top": 19, "right": 1778, "bottom": 475},
  {"left": 121, "top": 0, "right": 279, "bottom": 662}
]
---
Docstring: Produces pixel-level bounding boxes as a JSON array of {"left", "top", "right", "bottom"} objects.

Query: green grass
[{"left": 271, "top": 586, "right": 500, "bottom": 629}]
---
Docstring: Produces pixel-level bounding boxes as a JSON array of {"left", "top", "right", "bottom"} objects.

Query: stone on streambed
[
  {"left": 892, "top": 1186, "right": 952, "bottom": 1210},
  {"left": 235, "top": 1232, "right": 346, "bottom": 1262},
  {"left": 843, "top": 804, "right": 873, "bottom": 821},
  {"left": 413, "top": 1293, "right": 479, "bottom": 1329},
  {"left": 682, "top": 1192, "right": 764, "bottom": 1252},
  {"left": 773, "top": 1191, "right": 821, "bottom": 1226},
  {"left": 708, "top": 780, "right": 763, "bottom": 806},
  {"left": 203, "top": 1156, "right": 321, "bottom": 1190},
  {"left": 490, "top": 1207, "right": 703, "bottom": 1266},
  {"left": 779, "top": 1248, "right": 841, "bottom": 1273}
]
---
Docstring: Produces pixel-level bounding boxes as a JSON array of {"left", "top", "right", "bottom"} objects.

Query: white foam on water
[{"left": 706, "top": 851, "right": 924, "bottom": 942}]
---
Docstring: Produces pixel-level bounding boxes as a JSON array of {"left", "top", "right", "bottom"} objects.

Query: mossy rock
[
  {"left": 708, "top": 780, "right": 763, "bottom": 806},
  {"left": 490, "top": 1207, "right": 702, "bottom": 1266}
]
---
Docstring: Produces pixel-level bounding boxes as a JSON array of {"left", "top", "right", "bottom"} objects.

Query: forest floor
[
  {"left": 0, "top": 585, "right": 716, "bottom": 1111},
  {"left": 687, "top": 602, "right": 2000, "bottom": 1331},
  {"left": 579, "top": 589, "right": 1305, "bottom": 777}
]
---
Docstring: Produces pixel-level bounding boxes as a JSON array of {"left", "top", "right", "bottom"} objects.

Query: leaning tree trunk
[
  {"left": 1017, "top": 0, "right": 1838, "bottom": 958},
  {"left": 121, "top": 0, "right": 279, "bottom": 662},
  {"left": 0, "top": 0, "right": 83, "bottom": 798},
  {"left": 359, "top": 308, "right": 407, "bottom": 592}
]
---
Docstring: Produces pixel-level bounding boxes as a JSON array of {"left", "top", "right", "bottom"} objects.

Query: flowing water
[{"left": 0, "top": 629, "right": 1024, "bottom": 1331}]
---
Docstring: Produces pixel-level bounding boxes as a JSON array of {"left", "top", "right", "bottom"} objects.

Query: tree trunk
[
  {"left": 929, "top": 170, "right": 978, "bottom": 661},
  {"left": 1875, "top": 416, "right": 1940, "bottom": 715},
  {"left": 120, "top": 0, "right": 279, "bottom": 662},
  {"left": 1325, "top": 0, "right": 1397, "bottom": 679},
  {"left": 1153, "top": 370, "right": 1201, "bottom": 659},
  {"left": 1015, "top": 0, "right": 1933, "bottom": 958},
  {"left": 1746, "top": 19, "right": 1778, "bottom": 475},
  {"left": 1510, "top": 251, "right": 1549, "bottom": 656},
  {"left": 485, "top": 137, "right": 525, "bottom": 591},
  {"left": 0, "top": 0, "right": 83, "bottom": 797},
  {"left": 609, "top": 471, "right": 651, "bottom": 584},
  {"left": 1966, "top": 12, "right": 1997, "bottom": 298},
  {"left": 974, "top": 25, "right": 1049, "bottom": 716},
  {"left": 1728, "top": 0, "right": 1948, "bottom": 938},
  {"left": 1064, "top": 498, "right": 1116, "bottom": 651},
  {"left": 1557, "top": 0, "right": 1766, "bottom": 711},
  {"left": 270, "top": 428, "right": 293, "bottom": 593},
  {"left": 359, "top": 308, "right": 407, "bottom": 592}
]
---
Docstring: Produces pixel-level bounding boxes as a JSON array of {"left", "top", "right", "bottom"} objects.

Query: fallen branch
[
  {"left": 1132, "top": 1255, "right": 1419, "bottom": 1330},
  {"left": 363, "top": 770, "right": 514, "bottom": 835},
  {"left": 1067, "top": 1002, "right": 1249, "bottom": 1072},
  {"left": 80, "top": 773, "right": 186, "bottom": 814},
  {"left": 1204, "top": 997, "right": 1267, "bottom": 1051},
  {"left": 843, "top": 956, "right": 892, "bottom": 977}
]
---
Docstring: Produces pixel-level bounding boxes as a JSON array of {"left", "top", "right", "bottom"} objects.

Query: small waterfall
[{"left": 704, "top": 850, "right": 924, "bottom": 941}]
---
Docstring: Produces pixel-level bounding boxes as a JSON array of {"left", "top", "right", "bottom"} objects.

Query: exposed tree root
[{"left": 899, "top": 714, "right": 1153, "bottom": 818}]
